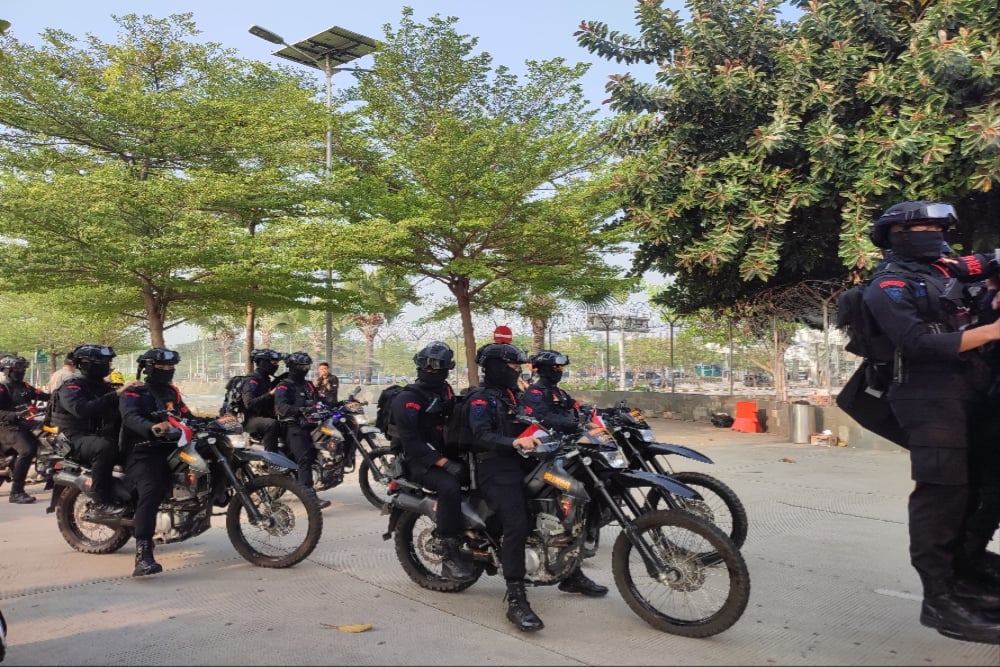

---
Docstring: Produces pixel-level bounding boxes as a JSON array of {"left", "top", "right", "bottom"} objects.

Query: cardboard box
[{"left": 810, "top": 434, "right": 838, "bottom": 446}]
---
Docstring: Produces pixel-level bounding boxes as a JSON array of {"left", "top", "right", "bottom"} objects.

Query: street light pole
[{"left": 249, "top": 23, "right": 375, "bottom": 366}]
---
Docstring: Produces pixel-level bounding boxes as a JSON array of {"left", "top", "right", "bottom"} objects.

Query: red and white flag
[
  {"left": 517, "top": 423, "right": 549, "bottom": 440},
  {"left": 167, "top": 414, "right": 194, "bottom": 447}
]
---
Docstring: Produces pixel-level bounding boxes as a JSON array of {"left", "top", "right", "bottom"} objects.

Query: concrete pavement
[{"left": 1, "top": 418, "right": 998, "bottom": 666}]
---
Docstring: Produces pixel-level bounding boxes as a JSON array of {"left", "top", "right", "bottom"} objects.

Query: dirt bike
[
  {"left": 0, "top": 403, "right": 64, "bottom": 492},
  {"left": 48, "top": 412, "right": 322, "bottom": 569},
  {"left": 384, "top": 415, "right": 751, "bottom": 638},
  {"left": 253, "top": 387, "right": 396, "bottom": 508},
  {"left": 594, "top": 400, "right": 749, "bottom": 551}
]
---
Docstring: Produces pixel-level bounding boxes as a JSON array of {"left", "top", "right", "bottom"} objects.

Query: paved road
[{"left": 1, "top": 419, "right": 997, "bottom": 666}]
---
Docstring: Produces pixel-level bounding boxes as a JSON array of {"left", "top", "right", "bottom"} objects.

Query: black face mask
[
  {"left": 889, "top": 230, "right": 946, "bottom": 260},
  {"left": 417, "top": 368, "right": 449, "bottom": 386},
  {"left": 288, "top": 368, "right": 308, "bottom": 382},
  {"left": 484, "top": 358, "right": 521, "bottom": 390},
  {"left": 146, "top": 367, "right": 175, "bottom": 385},
  {"left": 258, "top": 361, "right": 278, "bottom": 377},
  {"left": 85, "top": 361, "right": 111, "bottom": 381},
  {"left": 537, "top": 367, "right": 563, "bottom": 383},
  {"left": 6, "top": 369, "right": 25, "bottom": 383}
]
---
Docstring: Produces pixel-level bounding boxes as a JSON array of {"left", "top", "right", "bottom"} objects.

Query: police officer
[
  {"left": 241, "top": 349, "right": 283, "bottom": 454},
  {"left": 51, "top": 345, "right": 140, "bottom": 518},
  {"left": 523, "top": 350, "right": 609, "bottom": 594},
  {"left": 120, "top": 348, "right": 191, "bottom": 576},
  {"left": 863, "top": 200, "right": 1000, "bottom": 643},
  {"left": 273, "top": 351, "right": 331, "bottom": 510},
  {"left": 468, "top": 343, "right": 545, "bottom": 631},
  {"left": 391, "top": 341, "right": 474, "bottom": 581},
  {"left": 0, "top": 355, "right": 48, "bottom": 504}
]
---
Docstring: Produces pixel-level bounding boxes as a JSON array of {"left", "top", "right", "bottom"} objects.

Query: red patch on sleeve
[
  {"left": 879, "top": 279, "right": 906, "bottom": 288},
  {"left": 471, "top": 399, "right": 487, "bottom": 406},
  {"left": 405, "top": 401, "right": 421, "bottom": 410},
  {"left": 530, "top": 389, "right": 543, "bottom": 395}
]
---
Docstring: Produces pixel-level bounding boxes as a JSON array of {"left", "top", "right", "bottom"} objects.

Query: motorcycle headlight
[
  {"left": 640, "top": 429, "right": 655, "bottom": 442},
  {"left": 229, "top": 434, "right": 247, "bottom": 449},
  {"left": 353, "top": 414, "right": 368, "bottom": 426},
  {"left": 604, "top": 449, "right": 629, "bottom": 469}
]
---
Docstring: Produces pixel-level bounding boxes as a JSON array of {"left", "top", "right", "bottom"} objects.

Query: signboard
[{"left": 585, "top": 314, "right": 650, "bottom": 333}]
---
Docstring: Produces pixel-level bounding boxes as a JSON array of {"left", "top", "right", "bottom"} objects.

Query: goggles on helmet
[{"left": 902, "top": 203, "right": 958, "bottom": 223}]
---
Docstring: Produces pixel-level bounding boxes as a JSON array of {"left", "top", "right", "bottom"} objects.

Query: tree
[
  {"left": 577, "top": 0, "right": 999, "bottom": 313},
  {"left": 0, "top": 14, "right": 357, "bottom": 347},
  {"left": 336, "top": 9, "right": 629, "bottom": 386},
  {"left": 341, "top": 267, "right": 417, "bottom": 383}
]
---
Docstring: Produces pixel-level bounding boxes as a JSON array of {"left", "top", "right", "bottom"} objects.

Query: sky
[{"left": 3, "top": 1, "right": 682, "bottom": 344}]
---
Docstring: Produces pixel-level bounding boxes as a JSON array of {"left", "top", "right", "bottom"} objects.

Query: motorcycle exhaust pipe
[{"left": 392, "top": 491, "right": 487, "bottom": 529}]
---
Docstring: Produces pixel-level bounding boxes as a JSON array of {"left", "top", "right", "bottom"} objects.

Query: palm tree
[{"left": 342, "top": 268, "right": 417, "bottom": 383}]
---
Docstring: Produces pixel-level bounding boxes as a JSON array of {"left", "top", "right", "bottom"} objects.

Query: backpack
[
  {"left": 442, "top": 387, "right": 487, "bottom": 453},
  {"left": 219, "top": 375, "right": 248, "bottom": 417},
  {"left": 375, "top": 384, "right": 406, "bottom": 437}
]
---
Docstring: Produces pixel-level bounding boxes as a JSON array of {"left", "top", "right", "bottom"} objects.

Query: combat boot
[
  {"left": 8, "top": 484, "right": 36, "bottom": 504},
  {"left": 558, "top": 567, "right": 609, "bottom": 597},
  {"left": 920, "top": 591, "right": 1000, "bottom": 644},
  {"left": 133, "top": 539, "right": 163, "bottom": 577},
  {"left": 306, "top": 487, "right": 331, "bottom": 510},
  {"left": 504, "top": 581, "right": 544, "bottom": 632},
  {"left": 440, "top": 537, "right": 476, "bottom": 581}
]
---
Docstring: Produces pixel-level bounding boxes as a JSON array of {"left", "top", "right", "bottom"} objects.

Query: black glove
[{"left": 442, "top": 459, "right": 466, "bottom": 480}]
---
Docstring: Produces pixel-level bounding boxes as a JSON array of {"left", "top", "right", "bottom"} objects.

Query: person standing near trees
[{"left": 47, "top": 353, "right": 76, "bottom": 394}]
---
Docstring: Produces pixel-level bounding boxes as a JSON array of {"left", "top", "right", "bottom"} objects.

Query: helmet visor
[
  {"left": 904, "top": 203, "right": 957, "bottom": 223},
  {"left": 420, "top": 357, "right": 455, "bottom": 370}
]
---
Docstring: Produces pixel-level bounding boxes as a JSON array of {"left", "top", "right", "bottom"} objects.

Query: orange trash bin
[{"left": 731, "top": 400, "right": 763, "bottom": 433}]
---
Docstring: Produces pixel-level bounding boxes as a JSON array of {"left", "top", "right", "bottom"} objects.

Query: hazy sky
[{"left": 4, "top": 2, "right": 681, "bottom": 343}]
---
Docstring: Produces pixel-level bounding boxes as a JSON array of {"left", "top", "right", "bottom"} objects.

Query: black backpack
[
  {"left": 442, "top": 387, "right": 487, "bottom": 452},
  {"left": 375, "top": 384, "right": 406, "bottom": 437},
  {"left": 219, "top": 375, "right": 248, "bottom": 417}
]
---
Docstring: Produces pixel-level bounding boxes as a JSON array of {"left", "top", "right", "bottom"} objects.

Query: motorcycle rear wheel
[
  {"left": 226, "top": 474, "right": 323, "bottom": 568},
  {"left": 394, "top": 510, "right": 481, "bottom": 592},
  {"left": 54, "top": 486, "right": 132, "bottom": 554},
  {"left": 613, "top": 509, "right": 750, "bottom": 638},
  {"left": 358, "top": 444, "right": 396, "bottom": 509},
  {"left": 647, "top": 471, "right": 748, "bottom": 549}
]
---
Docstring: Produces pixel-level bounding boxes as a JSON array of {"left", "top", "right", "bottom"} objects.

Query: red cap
[{"left": 493, "top": 325, "right": 513, "bottom": 343}]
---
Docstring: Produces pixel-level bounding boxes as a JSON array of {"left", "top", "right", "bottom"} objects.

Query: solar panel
[{"left": 273, "top": 25, "right": 377, "bottom": 70}]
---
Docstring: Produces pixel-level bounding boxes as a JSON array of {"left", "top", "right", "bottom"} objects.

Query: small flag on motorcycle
[
  {"left": 517, "top": 423, "right": 548, "bottom": 440},
  {"left": 167, "top": 415, "right": 193, "bottom": 447}
]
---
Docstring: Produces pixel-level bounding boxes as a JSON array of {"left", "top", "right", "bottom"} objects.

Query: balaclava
[
  {"left": 417, "top": 368, "right": 449, "bottom": 387},
  {"left": 536, "top": 365, "right": 563, "bottom": 384},
  {"left": 145, "top": 365, "right": 175, "bottom": 385},
  {"left": 288, "top": 365, "right": 309, "bottom": 382},
  {"left": 483, "top": 357, "right": 521, "bottom": 391},
  {"left": 83, "top": 360, "right": 112, "bottom": 381},
  {"left": 888, "top": 229, "right": 946, "bottom": 261},
  {"left": 5, "top": 367, "right": 25, "bottom": 383}
]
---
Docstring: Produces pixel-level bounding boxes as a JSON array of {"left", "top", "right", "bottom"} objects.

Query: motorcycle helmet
[
  {"left": 413, "top": 341, "right": 456, "bottom": 370},
  {"left": 284, "top": 351, "right": 312, "bottom": 381},
  {"left": 251, "top": 348, "right": 283, "bottom": 376},
  {"left": 136, "top": 348, "right": 181, "bottom": 383},
  {"left": 529, "top": 350, "right": 570, "bottom": 368},
  {"left": 869, "top": 200, "right": 957, "bottom": 249},
  {"left": 475, "top": 343, "right": 528, "bottom": 367},
  {"left": 71, "top": 344, "right": 117, "bottom": 381},
  {"left": 0, "top": 355, "right": 29, "bottom": 382}
]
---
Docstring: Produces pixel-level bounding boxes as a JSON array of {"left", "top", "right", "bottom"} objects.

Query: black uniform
[
  {"left": 469, "top": 385, "right": 531, "bottom": 581},
  {"left": 392, "top": 381, "right": 463, "bottom": 535},
  {"left": 863, "top": 255, "right": 994, "bottom": 596},
  {"left": 51, "top": 376, "right": 122, "bottom": 505},
  {"left": 522, "top": 379, "right": 582, "bottom": 434},
  {"left": 0, "top": 380, "right": 48, "bottom": 497},
  {"left": 120, "top": 383, "right": 192, "bottom": 542},
  {"left": 241, "top": 371, "right": 279, "bottom": 453},
  {"left": 273, "top": 376, "right": 320, "bottom": 489}
]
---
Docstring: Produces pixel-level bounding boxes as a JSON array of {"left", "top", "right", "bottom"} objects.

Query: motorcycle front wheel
[
  {"left": 357, "top": 444, "right": 396, "bottom": 508},
  {"left": 393, "top": 510, "right": 481, "bottom": 592},
  {"left": 54, "top": 486, "right": 132, "bottom": 554},
  {"left": 613, "top": 509, "right": 750, "bottom": 638},
  {"left": 647, "top": 471, "right": 748, "bottom": 549},
  {"left": 226, "top": 474, "right": 323, "bottom": 568}
]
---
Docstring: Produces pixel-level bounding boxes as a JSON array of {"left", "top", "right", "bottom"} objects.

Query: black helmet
[
  {"left": 529, "top": 350, "right": 569, "bottom": 368},
  {"left": 71, "top": 344, "right": 116, "bottom": 365},
  {"left": 870, "top": 200, "right": 957, "bottom": 249},
  {"left": 136, "top": 348, "right": 181, "bottom": 369},
  {"left": 413, "top": 341, "right": 456, "bottom": 370},
  {"left": 0, "top": 355, "right": 29, "bottom": 373},
  {"left": 284, "top": 351, "right": 312, "bottom": 369},
  {"left": 251, "top": 348, "right": 283, "bottom": 364},
  {"left": 476, "top": 343, "right": 527, "bottom": 366}
]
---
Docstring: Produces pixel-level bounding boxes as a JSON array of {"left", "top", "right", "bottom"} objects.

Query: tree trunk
[
  {"left": 531, "top": 317, "right": 546, "bottom": 353},
  {"left": 141, "top": 282, "right": 166, "bottom": 348},
  {"left": 244, "top": 305, "right": 256, "bottom": 374},
  {"left": 452, "top": 283, "right": 479, "bottom": 387}
]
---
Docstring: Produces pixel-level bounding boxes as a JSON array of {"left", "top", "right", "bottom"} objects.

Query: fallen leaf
[
  {"left": 780, "top": 457, "right": 796, "bottom": 463},
  {"left": 321, "top": 623, "right": 373, "bottom": 633}
]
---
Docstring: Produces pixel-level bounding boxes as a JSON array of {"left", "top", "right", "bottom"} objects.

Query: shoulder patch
[
  {"left": 471, "top": 398, "right": 488, "bottom": 406},
  {"left": 404, "top": 401, "right": 421, "bottom": 411},
  {"left": 878, "top": 279, "right": 907, "bottom": 303}
]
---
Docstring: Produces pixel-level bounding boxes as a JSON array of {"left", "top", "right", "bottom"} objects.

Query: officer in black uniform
[
  {"left": 523, "top": 350, "right": 609, "bottom": 595},
  {"left": 273, "top": 351, "right": 330, "bottom": 510},
  {"left": 120, "top": 347, "right": 191, "bottom": 577},
  {"left": 391, "top": 341, "right": 474, "bottom": 581},
  {"left": 468, "top": 343, "right": 545, "bottom": 631},
  {"left": 0, "top": 355, "right": 48, "bottom": 504},
  {"left": 241, "top": 349, "right": 283, "bottom": 454},
  {"left": 51, "top": 344, "right": 139, "bottom": 518},
  {"left": 863, "top": 200, "right": 1000, "bottom": 643}
]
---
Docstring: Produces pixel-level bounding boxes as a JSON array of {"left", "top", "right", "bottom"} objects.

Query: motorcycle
[
  {"left": 253, "top": 387, "right": 397, "bottom": 508},
  {"left": 383, "top": 415, "right": 751, "bottom": 638},
  {"left": 596, "top": 400, "right": 749, "bottom": 549},
  {"left": 48, "top": 412, "right": 323, "bottom": 569},
  {"left": 0, "top": 403, "right": 64, "bottom": 492}
]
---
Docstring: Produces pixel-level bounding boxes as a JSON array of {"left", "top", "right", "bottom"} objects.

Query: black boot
[
  {"left": 306, "top": 487, "right": 331, "bottom": 510},
  {"left": 558, "top": 567, "right": 609, "bottom": 597},
  {"left": 8, "top": 485, "right": 36, "bottom": 504},
  {"left": 440, "top": 537, "right": 476, "bottom": 581},
  {"left": 920, "top": 591, "right": 1000, "bottom": 644},
  {"left": 504, "top": 581, "right": 544, "bottom": 632},
  {"left": 133, "top": 539, "right": 163, "bottom": 577}
]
